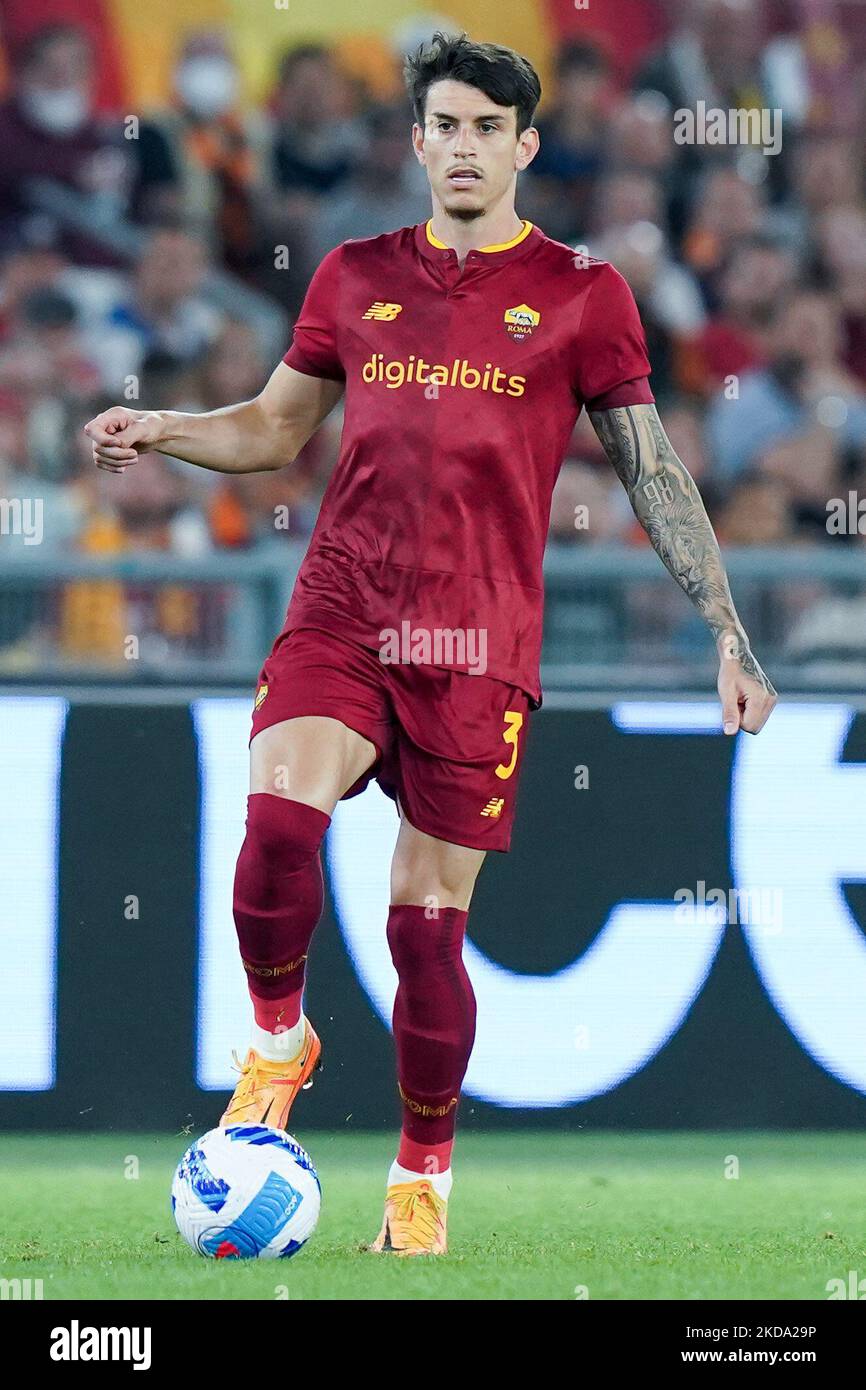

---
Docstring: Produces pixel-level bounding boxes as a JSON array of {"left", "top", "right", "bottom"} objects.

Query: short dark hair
[{"left": 403, "top": 31, "right": 541, "bottom": 137}]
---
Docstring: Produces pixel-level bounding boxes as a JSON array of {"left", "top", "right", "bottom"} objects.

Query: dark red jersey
[{"left": 282, "top": 219, "right": 653, "bottom": 704}]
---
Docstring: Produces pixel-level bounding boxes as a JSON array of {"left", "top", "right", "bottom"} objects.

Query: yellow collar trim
[{"left": 425, "top": 219, "right": 533, "bottom": 253}]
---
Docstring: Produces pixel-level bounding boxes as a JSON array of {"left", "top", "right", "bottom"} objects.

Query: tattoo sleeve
[{"left": 588, "top": 403, "right": 775, "bottom": 693}]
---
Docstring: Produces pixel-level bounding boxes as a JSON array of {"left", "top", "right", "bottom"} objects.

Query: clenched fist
[
  {"left": 717, "top": 633, "right": 777, "bottom": 735},
  {"left": 84, "top": 407, "right": 164, "bottom": 473}
]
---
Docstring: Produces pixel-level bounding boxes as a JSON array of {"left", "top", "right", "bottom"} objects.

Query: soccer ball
[{"left": 171, "top": 1125, "right": 321, "bottom": 1259}]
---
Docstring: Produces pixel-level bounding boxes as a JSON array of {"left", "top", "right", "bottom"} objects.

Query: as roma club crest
[
  {"left": 254, "top": 683, "right": 269, "bottom": 711},
  {"left": 503, "top": 303, "right": 541, "bottom": 343}
]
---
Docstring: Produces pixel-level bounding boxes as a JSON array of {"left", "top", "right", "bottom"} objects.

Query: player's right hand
[{"left": 83, "top": 407, "right": 163, "bottom": 473}]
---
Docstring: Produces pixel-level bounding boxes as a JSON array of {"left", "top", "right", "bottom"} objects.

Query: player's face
[{"left": 413, "top": 79, "right": 538, "bottom": 221}]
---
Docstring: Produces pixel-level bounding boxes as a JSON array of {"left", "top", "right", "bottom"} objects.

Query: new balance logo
[
  {"left": 363, "top": 302, "right": 403, "bottom": 321},
  {"left": 481, "top": 798, "right": 505, "bottom": 818}
]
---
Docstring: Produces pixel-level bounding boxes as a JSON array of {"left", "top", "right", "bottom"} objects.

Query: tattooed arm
[{"left": 589, "top": 403, "right": 777, "bottom": 735}]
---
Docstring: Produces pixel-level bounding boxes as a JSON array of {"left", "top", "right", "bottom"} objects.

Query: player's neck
[{"left": 427, "top": 206, "right": 526, "bottom": 267}]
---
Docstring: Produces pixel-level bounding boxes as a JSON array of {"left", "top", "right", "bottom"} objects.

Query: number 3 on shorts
[{"left": 495, "top": 710, "right": 524, "bottom": 780}]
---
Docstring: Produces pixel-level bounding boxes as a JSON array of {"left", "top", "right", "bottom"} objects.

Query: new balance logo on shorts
[
  {"left": 480, "top": 798, "right": 505, "bottom": 818},
  {"left": 362, "top": 301, "right": 403, "bottom": 320}
]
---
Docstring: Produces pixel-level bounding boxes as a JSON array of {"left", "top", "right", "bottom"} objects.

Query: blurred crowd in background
[{"left": 0, "top": 1, "right": 864, "bottom": 665}]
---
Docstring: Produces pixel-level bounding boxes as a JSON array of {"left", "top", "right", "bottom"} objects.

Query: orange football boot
[
  {"left": 220, "top": 1019, "right": 322, "bottom": 1131},
  {"left": 369, "top": 1179, "right": 448, "bottom": 1256}
]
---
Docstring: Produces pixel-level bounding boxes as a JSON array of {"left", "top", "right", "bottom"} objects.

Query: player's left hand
[{"left": 717, "top": 636, "right": 777, "bottom": 736}]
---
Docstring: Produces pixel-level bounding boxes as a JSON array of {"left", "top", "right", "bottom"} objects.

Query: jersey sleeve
[
  {"left": 282, "top": 246, "right": 345, "bottom": 381},
  {"left": 572, "top": 264, "right": 654, "bottom": 409},
  {"left": 587, "top": 376, "right": 655, "bottom": 411}
]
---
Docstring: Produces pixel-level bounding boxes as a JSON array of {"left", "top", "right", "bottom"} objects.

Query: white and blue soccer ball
[{"left": 171, "top": 1125, "right": 321, "bottom": 1259}]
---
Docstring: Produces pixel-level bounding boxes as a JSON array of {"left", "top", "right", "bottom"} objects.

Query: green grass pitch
[{"left": 1, "top": 1132, "right": 863, "bottom": 1300}]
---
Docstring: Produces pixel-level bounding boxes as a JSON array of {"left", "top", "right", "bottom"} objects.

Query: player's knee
[
  {"left": 244, "top": 792, "right": 329, "bottom": 873},
  {"left": 390, "top": 829, "right": 485, "bottom": 909},
  {"left": 390, "top": 864, "right": 476, "bottom": 912}
]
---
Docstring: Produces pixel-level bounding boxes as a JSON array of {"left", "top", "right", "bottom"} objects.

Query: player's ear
[
  {"left": 516, "top": 126, "right": 540, "bottom": 171},
  {"left": 411, "top": 123, "right": 426, "bottom": 163}
]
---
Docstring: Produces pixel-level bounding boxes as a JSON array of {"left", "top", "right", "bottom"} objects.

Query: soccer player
[{"left": 85, "top": 33, "right": 776, "bottom": 1256}]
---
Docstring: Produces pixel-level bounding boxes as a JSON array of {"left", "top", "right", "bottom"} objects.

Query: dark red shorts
[{"left": 249, "top": 626, "right": 531, "bottom": 852}]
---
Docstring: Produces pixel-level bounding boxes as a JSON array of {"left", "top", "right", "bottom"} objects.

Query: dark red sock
[
  {"left": 232, "top": 793, "right": 330, "bottom": 1031},
  {"left": 387, "top": 904, "right": 476, "bottom": 1174}
]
